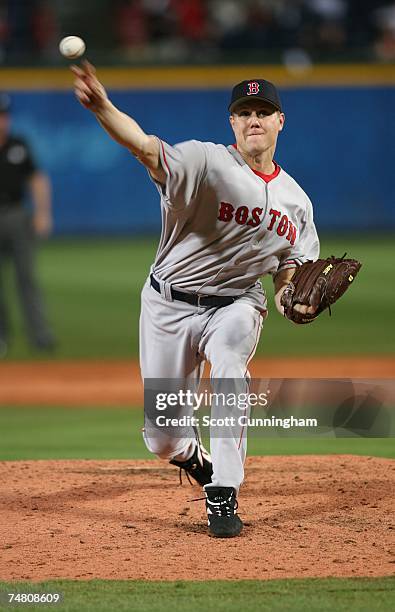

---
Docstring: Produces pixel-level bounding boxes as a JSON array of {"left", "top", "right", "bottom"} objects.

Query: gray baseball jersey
[
  {"left": 141, "top": 138, "right": 320, "bottom": 490},
  {"left": 150, "top": 139, "right": 319, "bottom": 295}
]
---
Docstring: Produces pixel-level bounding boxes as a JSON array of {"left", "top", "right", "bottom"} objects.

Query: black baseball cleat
[
  {"left": 205, "top": 486, "right": 243, "bottom": 538},
  {"left": 169, "top": 442, "right": 213, "bottom": 486}
]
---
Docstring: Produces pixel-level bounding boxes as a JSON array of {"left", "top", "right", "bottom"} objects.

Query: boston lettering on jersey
[{"left": 217, "top": 202, "right": 297, "bottom": 246}]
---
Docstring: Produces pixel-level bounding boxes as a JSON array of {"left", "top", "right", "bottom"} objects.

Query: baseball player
[
  {"left": 72, "top": 62, "right": 319, "bottom": 538},
  {"left": 0, "top": 92, "right": 56, "bottom": 356}
]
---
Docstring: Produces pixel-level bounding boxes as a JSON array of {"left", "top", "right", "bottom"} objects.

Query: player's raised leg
[{"left": 140, "top": 280, "right": 212, "bottom": 485}]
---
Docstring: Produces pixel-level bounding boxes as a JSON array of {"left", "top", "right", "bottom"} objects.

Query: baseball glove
[{"left": 280, "top": 254, "right": 362, "bottom": 324}]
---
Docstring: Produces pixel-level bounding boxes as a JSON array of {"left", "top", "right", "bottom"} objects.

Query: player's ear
[
  {"left": 229, "top": 113, "right": 235, "bottom": 131},
  {"left": 278, "top": 112, "right": 285, "bottom": 131}
]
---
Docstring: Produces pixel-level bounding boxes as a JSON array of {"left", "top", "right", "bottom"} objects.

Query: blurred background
[
  {"left": 1, "top": 0, "right": 395, "bottom": 65},
  {"left": 0, "top": 0, "right": 394, "bottom": 360}
]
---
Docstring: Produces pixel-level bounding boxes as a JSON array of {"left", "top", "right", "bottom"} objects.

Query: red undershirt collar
[{"left": 232, "top": 143, "right": 281, "bottom": 183}]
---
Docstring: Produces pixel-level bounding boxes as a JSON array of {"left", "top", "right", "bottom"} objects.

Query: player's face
[{"left": 229, "top": 101, "right": 284, "bottom": 157}]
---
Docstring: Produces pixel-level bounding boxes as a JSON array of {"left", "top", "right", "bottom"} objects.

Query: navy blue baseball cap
[
  {"left": 0, "top": 93, "right": 11, "bottom": 113},
  {"left": 229, "top": 79, "right": 282, "bottom": 113}
]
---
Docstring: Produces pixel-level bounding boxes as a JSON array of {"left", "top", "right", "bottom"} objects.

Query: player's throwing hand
[{"left": 71, "top": 60, "right": 108, "bottom": 112}]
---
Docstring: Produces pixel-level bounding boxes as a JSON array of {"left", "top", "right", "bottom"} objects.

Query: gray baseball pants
[{"left": 140, "top": 277, "right": 266, "bottom": 490}]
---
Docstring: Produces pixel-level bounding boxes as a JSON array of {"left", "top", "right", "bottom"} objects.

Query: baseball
[{"left": 59, "top": 36, "right": 86, "bottom": 59}]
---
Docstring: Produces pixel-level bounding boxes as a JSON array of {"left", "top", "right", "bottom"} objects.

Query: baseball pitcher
[{"left": 73, "top": 63, "right": 322, "bottom": 538}]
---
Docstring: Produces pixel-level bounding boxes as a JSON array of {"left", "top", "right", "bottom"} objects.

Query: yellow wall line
[{"left": 0, "top": 64, "right": 394, "bottom": 90}]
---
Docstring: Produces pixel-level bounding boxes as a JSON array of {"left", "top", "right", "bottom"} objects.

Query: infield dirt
[
  {"left": 1, "top": 357, "right": 394, "bottom": 582},
  {"left": 0, "top": 356, "right": 394, "bottom": 406},
  {"left": 0, "top": 455, "right": 394, "bottom": 581}
]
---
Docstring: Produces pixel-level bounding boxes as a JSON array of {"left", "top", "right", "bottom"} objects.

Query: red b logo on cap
[{"left": 247, "top": 81, "right": 260, "bottom": 95}]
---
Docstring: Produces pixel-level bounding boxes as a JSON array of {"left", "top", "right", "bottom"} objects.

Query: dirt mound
[{"left": 1, "top": 455, "right": 393, "bottom": 581}]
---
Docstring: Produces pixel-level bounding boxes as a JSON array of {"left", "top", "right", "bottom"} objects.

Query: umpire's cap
[
  {"left": 229, "top": 79, "right": 282, "bottom": 113},
  {"left": 0, "top": 93, "right": 11, "bottom": 113}
]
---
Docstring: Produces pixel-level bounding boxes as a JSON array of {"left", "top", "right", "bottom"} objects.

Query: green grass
[
  {"left": 0, "top": 578, "right": 394, "bottom": 612},
  {"left": 0, "top": 407, "right": 148, "bottom": 460},
  {"left": 0, "top": 407, "right": 393, "bottom": 460},
  {"left": 3, "top": 237, "right": 154, "bottom": 360},
  {"left": 2, "top": 235, "right": 394, "bottom": 359}
]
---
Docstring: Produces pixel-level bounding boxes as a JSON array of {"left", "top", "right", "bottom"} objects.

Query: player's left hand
[
  {"left": 280, "top": 256, "right": 362, "bottom": 324},
  {"left": 292, "top": 303, "right": 317, "bottom": 315},
  {"left": 274, "top": 285, "right": 317, "bottom": 316},
  {"left": 275, "top": 284, "right": 317, "bottom": 317}
]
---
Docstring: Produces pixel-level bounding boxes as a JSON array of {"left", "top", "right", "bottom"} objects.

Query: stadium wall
[{"left": 2, "top": 66, "right": 394, "bottom": 234}]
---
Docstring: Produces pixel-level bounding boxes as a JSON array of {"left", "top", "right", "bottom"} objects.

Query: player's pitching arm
[
  {"left": 71, "top": 61, "right": 166, "bottom": 184},
  {"left": 274, "top": 268, "right": 316, "bottom": 317}
]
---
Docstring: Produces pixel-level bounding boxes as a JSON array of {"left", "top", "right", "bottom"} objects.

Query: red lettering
[
  {"left": 277, "top": 214, "right": 289, "bottom": 236},
  {"left": 218, "top": 201, "right": 234, "bottom": 222},
  {"left": 247, "top": 207, "right": 263, "bottom": 227},
  {"left": 267, "top": 208, "right": 281, "bottom": 231},
  {"left": 235, "top": 206, "right": 249, "bottom": 225},
  {"left": 287, "top": 222, "right": 297, "bottom": 246}
]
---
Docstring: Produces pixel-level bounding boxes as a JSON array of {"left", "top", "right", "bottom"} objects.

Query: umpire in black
[{"left": 0, "top": 93, "right": 56, "bottom": 356}]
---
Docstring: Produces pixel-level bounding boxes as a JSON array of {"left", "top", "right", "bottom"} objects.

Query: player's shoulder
[
  {"left": 174, "top": 139, "right": 226, "bottom": 153},
  {"left": 278, "top": 166, "right": 313, "bottom": 207},
  {"left": 172, "top": 140, "right": 229, "bottom": 165}
]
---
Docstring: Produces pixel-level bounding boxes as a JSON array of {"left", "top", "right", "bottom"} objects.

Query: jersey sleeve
[
  {"left": 153, "top": 139, "right": 208, "bottom": 211},
  {"left": 276, "top": 196, "right": 320, "bottom": 274}
]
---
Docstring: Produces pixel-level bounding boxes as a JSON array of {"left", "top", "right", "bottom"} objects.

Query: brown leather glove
[{"left": 280, "top": 255, "right": 362, "bottom": 324}]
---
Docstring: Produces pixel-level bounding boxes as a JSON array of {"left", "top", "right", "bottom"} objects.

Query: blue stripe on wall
[{"left": 8, "top": 86, "right": 394, "bottom": 234}]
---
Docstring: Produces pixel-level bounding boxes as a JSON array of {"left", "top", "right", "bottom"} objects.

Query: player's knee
[
  {"left": 142, "top": 429, "right": 185, "bottom": 460},
  {"left": 142, "top": 432, "right": 174, "bottom": 459},
  {"left": 210, "top": 351, "right": 247, "bottom": 378}
]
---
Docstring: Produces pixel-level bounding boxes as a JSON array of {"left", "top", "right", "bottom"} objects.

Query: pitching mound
[{"left": 1, "top": 455, "right": 394, "bottom": 581}]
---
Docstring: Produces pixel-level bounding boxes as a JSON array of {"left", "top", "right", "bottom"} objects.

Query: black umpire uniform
[{"left": 0, "top": 93, "right": 55, "bottom": 355}]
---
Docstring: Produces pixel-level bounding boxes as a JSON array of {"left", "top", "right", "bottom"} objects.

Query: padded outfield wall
[{"left": 1, "top": 64, "right": 394, "bottom": 235}]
